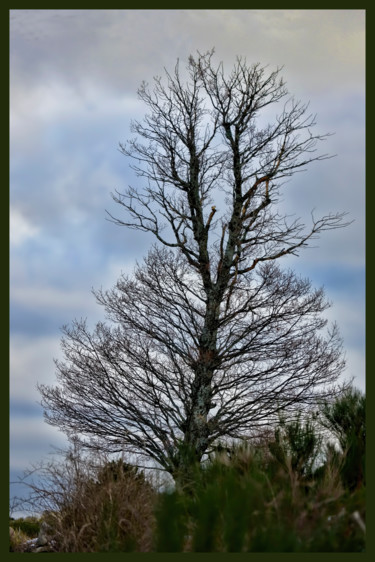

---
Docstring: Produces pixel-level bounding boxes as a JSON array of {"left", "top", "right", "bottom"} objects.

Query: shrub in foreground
[
  {"left": 319, "top": 386, "right": 365, "bottom": 491},
  {"left": 45, "top": 459, "right": 156, "bottom": 552},
  {"left": 12, "top": 388, "right": 365, "bottom": 552},
  {"left": 14, "top": 448, "right": 157, "bottom": 553},
  {"left": 154, "top": 404, "right": 365, "bottom": 552}
]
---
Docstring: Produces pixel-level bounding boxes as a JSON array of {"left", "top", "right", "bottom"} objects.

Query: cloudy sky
[{"left": 9, "top": 9, "right": 365, "bottom": 515}]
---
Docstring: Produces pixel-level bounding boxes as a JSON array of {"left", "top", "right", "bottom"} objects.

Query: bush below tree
[{"left": 11, "top": 386, "right": 365, "bottom": 552}]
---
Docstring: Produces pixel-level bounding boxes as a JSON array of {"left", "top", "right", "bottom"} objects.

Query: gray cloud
[{"left": 10, "top": 10, "right": 365, "bottom": 97}]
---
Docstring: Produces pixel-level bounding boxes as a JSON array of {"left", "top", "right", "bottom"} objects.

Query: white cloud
[
  {"left": 10, "top": 418, "right": 68, "bottom": 471},
  {"left": 11, "top": 285, "right": 94, "bottom": 314},
  {"left": 345, "top": 349, "right": 366, "bottom": 392},
  {"left": 10, "top": 77, "right": 141, "bottom": 159},
  {"left": 325, "top": 296, "right": 365, "bottom": 341},
  {"left": 322, "top": 297, "right": 365, "bottom": 392},
  {"left": 10, "top": 335, "right": 63, "bottom": 403},
  {"left": 10, "top": 207, "right": 40, "bottom": 247}
]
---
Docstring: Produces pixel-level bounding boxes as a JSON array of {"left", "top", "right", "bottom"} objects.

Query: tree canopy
[{"left": 39, "top": 50, "right": 349, "bottom": 487}]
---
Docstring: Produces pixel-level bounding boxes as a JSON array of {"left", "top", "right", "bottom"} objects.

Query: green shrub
[
  {"left": 154, "top": 490, "right": 188, "bottom": 551},
  {"left": 319, "top": 386, "right": 365, "bottom": 490},
  {"left": 153, "top": 417, "right": 365, "bottom": 552},
  {"left": 155, "top": 443, "right": 276, "bottom": 552},
  {"left": 268, "top": 412, "right": 322, "bottom": 479},
  {"left": 9, "top": 516, "right": 40, "bottom": 538}
]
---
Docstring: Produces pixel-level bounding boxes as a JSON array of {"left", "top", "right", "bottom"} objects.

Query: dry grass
[
  {"left": 13, "top": 449, "right": 158, "bottom": 553},
  {"left": 41, "top": 461, "right": 157, "bottom": 552},
  {"left": 9, "top": 527, "right": 35, "bottom": 552}
]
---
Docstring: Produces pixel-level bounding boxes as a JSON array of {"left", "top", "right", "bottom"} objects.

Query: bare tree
[{"left": 39, "top": 50, "right": 349, "bottom": 487}]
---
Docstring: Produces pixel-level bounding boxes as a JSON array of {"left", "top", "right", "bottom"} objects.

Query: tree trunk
[{"left": 173, "top": 294, "right": 221, "bottom": 488}]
